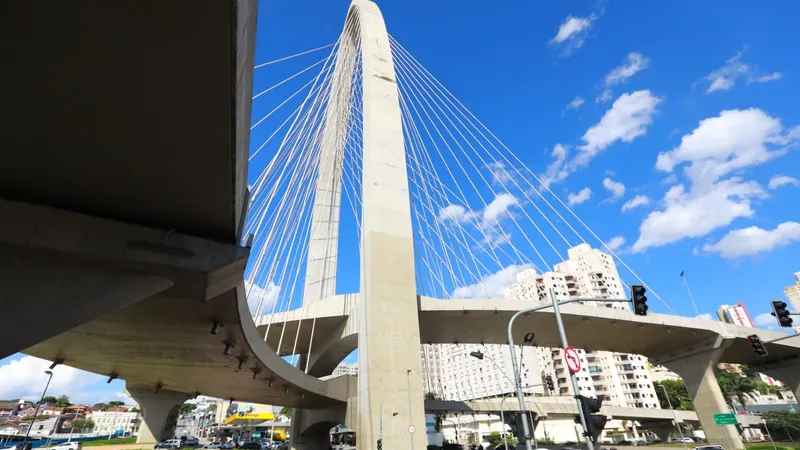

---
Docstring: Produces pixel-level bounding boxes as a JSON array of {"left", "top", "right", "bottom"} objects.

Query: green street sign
[{"left": 714, "top": 413, "right": 738, "bottom": 425}]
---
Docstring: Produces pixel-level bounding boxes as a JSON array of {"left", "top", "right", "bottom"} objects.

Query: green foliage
[
  {"left": 39, "top": 396, "right": 59, "bottom": 406},
  {"left": 763, "top": 411, "right": 800, "bottom": 440},
  {"left": 653, "top": 380, "right": 694, "bottom": 411},
  {"left": 20, "top": 415, "right": 40, "bottom": 421},
  {"left": 179, "top": 403, "right": 197, "bottom": 416},
  {"left": 108, "top": 401, "right": 125, "bottom": 407},
  {"left": 92, "top": 403, "right": 109, "bottom": 411},
  {"left": 485, "top": 431, "right": 516, "bottom": 446},
  {"left": 72, "top": 419, "right": 95, "bottom": 433},
  {"left": 715, "top": 367, "right": 757, "bottom": 408},
  {"left": 279, "top": 407, "right": 293, "bottom": 415},
  {"left": 130, "top": 407, "right": 141, "bottom": 413}
]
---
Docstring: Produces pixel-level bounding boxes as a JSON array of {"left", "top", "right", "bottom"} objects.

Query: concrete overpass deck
[{"left": 258, "top": 295, "right": 800, "bottom": 375}]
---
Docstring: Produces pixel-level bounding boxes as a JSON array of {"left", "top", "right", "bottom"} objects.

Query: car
[
  {"left": 238, "top": 443, "right": 267, "bottom": 450},
  {"left": 442, "top": 444, "right": 464, "bottom": 450},
  {"left": 155, "top": 440, "right": 182, "bottom": 449},
  {"left": 693, "top": 446, "right": 724, "bottom": 450},
  {"left": 676, "top": 438, "right": 695, "bottom": 444},
  {"left": 202, "top": 444, "right": 221, "bottom": 449},
  {"left": 50, "top": 443, "right": 83, "bottom": 450}
]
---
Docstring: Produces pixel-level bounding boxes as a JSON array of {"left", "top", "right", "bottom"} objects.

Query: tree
[
  {"left": 72, "top": 419, "right": 95, "bottom": 433},
  {"left": 108, "top": 401, "right": 125, "bottom": 407},
  {"left": 38, "top": 396, "right": 58, "bottom": 406},
  {"left": 279, "top": 407, "right": 293, "bottom": 415},
  {"left": 92, "top": 403, "right": 109, "bottom": 411},
  {"left": 653, "top": 380, "right": 694, "bottom": 411},
  {"left": 763, "top": 411, "right": 800, "bottom": 440},
  {"left": 179, "top": 403, "right": 197, "bottom": 416},
  {"left": 715, "top": 367, "right": 757, "bottom": 409},
  {"left": 46, "top": 395, "right": 71, "bottom": 408}
]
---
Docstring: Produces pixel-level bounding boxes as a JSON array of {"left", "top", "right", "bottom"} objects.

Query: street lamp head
[
  {"left": 45, "top": 370, "right": 53, "bottom": 376},
  {"left": 523, "top": 332, "right": 535, "bottom": 345},
  {"left": 469, "top": 350, "right": 484, "bottom": 360},
  {"left": 392, "top": 412, "right": 398, "bottom": 417}
]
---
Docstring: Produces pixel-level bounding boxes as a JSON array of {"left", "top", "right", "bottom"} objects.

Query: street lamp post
[
  {"left": 23, "top": 370, "right": 54, "bottom": 445},
  {"left": 658, "top": 384, "right": 687, "bottom": 448}
]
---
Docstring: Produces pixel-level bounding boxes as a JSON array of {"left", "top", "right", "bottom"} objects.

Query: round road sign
[
  {"left": 564, "top": 346, "right": 581, "bottom": 374},
  {"left": 408, "top": 425, "right": 416, "bottom": 434}
]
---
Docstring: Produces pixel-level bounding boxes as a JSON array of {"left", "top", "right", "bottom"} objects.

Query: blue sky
[{"left": 4, "top": 0, "right": 800, "bottom": 404}]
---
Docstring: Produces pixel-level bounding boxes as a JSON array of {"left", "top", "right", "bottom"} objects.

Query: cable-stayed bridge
[{"left": 3, "top": 2, "right": 799, "bottom": 450}]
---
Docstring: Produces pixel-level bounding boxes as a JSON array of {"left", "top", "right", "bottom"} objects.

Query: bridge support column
[
  {"left": 757, "top": 361, "right": 800, "bottom": 399},
  {"left": 289, "top": 399, "right": 354, "bottom": 450},
  {"left": 659, "top": 338, "right": 744, "bottom": 450},
  {"left": 126, "top": 384, "right": 192, "bottom": 444},
  {"left": 640, "top": 420, "right": 675, "bottom": 443}
]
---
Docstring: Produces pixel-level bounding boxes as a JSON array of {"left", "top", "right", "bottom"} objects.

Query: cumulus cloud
[
  {"left": 567, "top": 187, "right": 592, "bottom": 206},
  {"left": 540, "top": 144, "right": 570, "bottom": 187},
  {"left": 577, "top": 90, "right": 662, "bottom": 166},
  {"left": 702, "top": 222, "right": 800, "bottom": 259},
  {"left": 604, "top": 236, "right": 625, "bottom": 252},
  {"left": 451, "top": 264, "right": 532, "bottom": 298},
  {"left": 754, "top": 313, "right": 781, "bottom": 330},
  {"left": 701, "top": 49, "right": 782, "bottom": 94},
  {"left": 563, "top": 97, "right": 585, "bottom": 115},
  {"left": 621, "top": 194, "right": 651, "bottom": 212},
  {"left": 0, "top": 356, "right": 108, "bottom": 403},
  {"left": 696, "top": 313, "right": 715, "bottom": 321},
  {"left": 768, "top": 175, "right": 800, "bottom": 190},
  {"left": 602, "top": 178, "right": 626, "bottom": 201},
  {"left": 632, "top": 178, "right": 766, "bottom": 252},
  {"left": 541, "top": 92, "right": 662, "bottom": 187},
  {"left": 486, "top": 161, "right": 515, "bottom": 186},
  {"left": 656, "top": 108, "right": 795, "bottom": 187},
  {"left": 245, "top": 280, "right": 280, "bottom": 315},
  {"left": 483, "top": 194, "right": 518, "bottom": 222},
  {"left": 550, "top": 14, "right": 598, "bottom": 56},
  {"left": 438, "top": 194, "right": 519, "bottom": 249},
  {"left": 597, "top": 53, "right": 650, "bottom": 103}
]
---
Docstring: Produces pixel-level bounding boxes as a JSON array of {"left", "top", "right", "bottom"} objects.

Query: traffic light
[
  {"left": 545, "top": 375, "right": 555, "bottom": 392},
  {"left": 505, "top": 412, "right": 537, "bottom": 441},
  {"left": 575, "top": 395, "right": 607, "bottom": 443},
  {"left": 377, "top": 439, "right": 382, "bottom": 450},
  {"left": 771, "top": 300, "right": 794, "bottom": 328},
  {"left": 747, "top": 334, "right": 768, "bottom": 357},
  {"left": 631, "top": 285, "right": 648, "bottom": 316}
]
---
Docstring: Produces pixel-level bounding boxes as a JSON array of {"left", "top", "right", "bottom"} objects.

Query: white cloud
[
  {"left": 550, "top": 15, "right": 596, "bottom": 56},
  {"left": 452, "top": 264, "right": 532, "bottom": 298},
  {"left": 662, "top": 174, "right": 678, "bottom": 185},
  {"left": 702, "top": 222, "right": 800, "bottom": 259},
  {"left": 245, "top": 280, "right": 280, "bottom": 315},
  {"left": 577, "top": 90, "right": 662, "bottom": 166},
  {"left": 621, "top": 194, "right": 651, "bottom": 212},
  {"left": 597, "top": 53, "right": 650, "bottom": 103},
  {"left": 602, "top": 178, "right": 626, "bottom": 200},
  {"left": 567, "top": 187, "right": 592, "bottom": 206},
  {"left": 439, "top": 204, "right": 470, "bottom": 222},
  {"left": 0, "top": 356, "right": 107, "bottom": 402},
  {"left": 754, "top": 312, "right": 779, "bottom": 329},
  {"left": 563, "top": 96, "right": 585, "bottom": 115},
  {"left": 540, "top": 143, "right": 570, "bottom": 187},
  {"left": 656, "top": 108, "right": 795, "bottom": 187},
  {"left": 486, "top": 161, "right": 514, "bottom": 186},
  {"left": 702, "top": 50, "right": 782, "bottom": 94},
  {"left": 696, "top": 313, "right": 715, "bottom": 321},
  {"left": 605, "top": 236, "right": 625, "bottom": 252},
  {"left": 483, "top": 193, "right": 518, "bottom": 222},
  {"left": 768, "top": 175, "right": 800, "bottom": 190},
  {"left": 632, "top": 178, "right": 766, "bottom": 252}
]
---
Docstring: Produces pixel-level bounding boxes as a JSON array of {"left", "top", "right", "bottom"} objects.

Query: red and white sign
[
  {"left": 564, "top": 346, "right": 581, "bottom": 374},
  {"left": 408, "top": 425, "right": 416, "bottom": 434}
]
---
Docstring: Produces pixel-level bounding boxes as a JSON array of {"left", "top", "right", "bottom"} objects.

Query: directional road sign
[
  {"left": 564, "top": 346, "right": 581, "bottom": 374},
  {"left": 714, "top": 413, "right": 737, "bottom": 425}
]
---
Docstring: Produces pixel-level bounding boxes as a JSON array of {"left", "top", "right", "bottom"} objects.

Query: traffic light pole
[
  {"left": 550, "top": 288, "right": 595, "bottom": 450},
  {"left": 507, "top": 296, "right": 629, "bottom": 450}
]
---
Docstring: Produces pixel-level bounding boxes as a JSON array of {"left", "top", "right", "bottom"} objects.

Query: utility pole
[
  {"left": 680, "top": 271, "right": 701, "bottom": 317},
  {"left": 550, "top": 288, "right": 595, "bottom": 450}
]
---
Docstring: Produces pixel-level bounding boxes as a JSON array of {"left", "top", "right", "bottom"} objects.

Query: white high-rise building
[
  {"left": 504, "top": 244, "right": 659, "bottom": 409},
  {"left": 783, "top": 272, "right": 800, "bottom": 333}
]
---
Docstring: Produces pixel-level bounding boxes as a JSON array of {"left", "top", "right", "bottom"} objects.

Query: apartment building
[
  {"left": 506, "top": 244, "right": 659, "bottom": 409},
  {"left": 421, "top": 244, "right": 659, "bottom": 409},
  {"left": 783, "top": 272, "right": 800, "bottom": 333},
  {"left": 717, "top": 303, "right": 782, "bottom": 386},
  {"left": 332, "top": 362, "right": 359, "bottom": 376}
]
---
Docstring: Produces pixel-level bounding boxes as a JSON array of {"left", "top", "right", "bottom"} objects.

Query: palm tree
[{"left": 715, "top": 367, "right": 756, "bottom": 410}]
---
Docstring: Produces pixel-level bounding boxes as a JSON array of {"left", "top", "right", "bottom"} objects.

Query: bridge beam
[
  {"left": 655, "top": 337, "right": 745, "bottom": 450},
  {"left": 126, "top": 384, "right": 192, "bottom": 444},
  {"left": 752, "top": 358, "right": 800, "bottom": 399},
  {"left": 639, "top": 420, "right": 676, "bottom": 443}
]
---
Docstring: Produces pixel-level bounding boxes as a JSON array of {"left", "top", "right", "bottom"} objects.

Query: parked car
[
  {"left": 676, "top": 438, "right": 694, "bottom": 443},
  {"left": 617, "top": 441, "right": 633, "bottom": 446},
  {"left": 239, "top": 443, "right": 267, "bottom": 450},
  {"left": 201, "top": 444, "right": 221, "bottom": 449},
  {"left": 155, "top": 440, "right": 182, "bottom": 449},
  {"left": 693, "top": 446, "right": 724, "bottom": 450},
  {"left": 50, "top": 443, "right": 83, "bottom": 450},
  {"left": 442, "top": 444, "right": 464, "bottom": 450}
]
